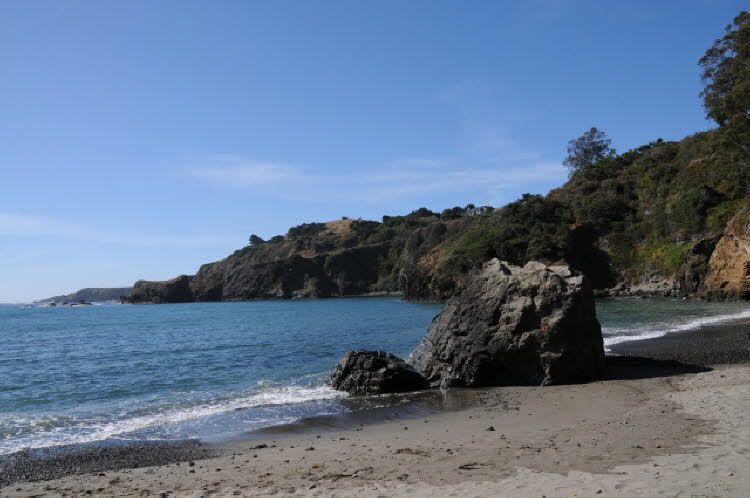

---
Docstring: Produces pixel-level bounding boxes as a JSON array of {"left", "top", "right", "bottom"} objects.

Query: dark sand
[
  {"left": 0, "top": 440, "right": 215, "bottom": 487},
  {"left": 610, "top": 318, "right": 750, "bottom": 365}
]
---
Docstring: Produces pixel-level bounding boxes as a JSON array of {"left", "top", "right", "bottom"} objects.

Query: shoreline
[
  {"left": 610, "top": 316, "right": 750, "bottom": 365},
  {"left": 4, "top": 319, "right": 750, "bottom": 494},
  {"left": 6, "top": 361, "right": 750, "bottom": 496}
]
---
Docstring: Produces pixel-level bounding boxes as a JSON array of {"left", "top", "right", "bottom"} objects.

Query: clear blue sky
[{"left": 0, "top": 0, "right": 743, "bottom": 302}]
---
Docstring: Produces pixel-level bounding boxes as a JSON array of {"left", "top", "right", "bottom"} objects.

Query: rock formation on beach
[
  {"left": 328, "top": 260, "right": 605, "bottom": 394},
  {"left": 409, "top": 260, "right": 605, "bottom": 387},
  {"left": 327, "top": 350, "right": 427, "bottom": 395},
  {"left": 701, "top": 206, "right": 750, "bottom": 300}
]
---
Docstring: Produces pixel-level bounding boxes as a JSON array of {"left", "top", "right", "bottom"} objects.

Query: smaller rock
[
  {"left": 486, "top": 426, "right": 495, "bottom": 431},
  {"left": 327, "top": 351, "right": 427, "bottom": 395}
]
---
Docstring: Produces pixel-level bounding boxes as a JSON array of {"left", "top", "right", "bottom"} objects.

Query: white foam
[
  {"left": 0, "top": 384, "right": 346, "bottom": 455},
  {"left": 603, "top": 308, "right": 750, "bottom": 349}
]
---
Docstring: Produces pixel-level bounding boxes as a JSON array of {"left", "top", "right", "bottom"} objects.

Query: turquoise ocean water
[{"left": 1, "top": 297, "right": 749, "bottom": 455}]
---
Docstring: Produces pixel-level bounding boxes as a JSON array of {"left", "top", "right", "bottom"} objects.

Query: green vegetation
[
  {"left": 287, "top": 222, "right": 327, "bottom": 237},
  {"left": 700, "top": 11, "right": 750, "bottom": 131},
  {"left": 228, "top": 11, "right": 749, "bottom": 293},
  {"left": 442, "top": 195, "right": 571, "bottom": 272},
  {"left": 563, "top": 127, "right": 616, "bottom": 178},
  {"left": 637, "top": 241, "right": 695, "bottom": 275}
]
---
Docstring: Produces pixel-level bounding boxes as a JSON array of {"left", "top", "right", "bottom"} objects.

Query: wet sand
[
  {"left": 611, "top": 319, "right": 750, "bottom": 364},
  {"left": 0, "top": 440, "right": 213, "bottom": 488},
  {"left": 3, "top": 321, "right": 750, "bottom": 496}
]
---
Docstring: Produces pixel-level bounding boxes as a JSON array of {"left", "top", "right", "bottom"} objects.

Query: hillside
[
  {"left": 127, "top": 132, "right": 749, "bottom": 304},
  {"left": 404, "top": 131, "right": 749, "bottom": 301},
  {"left": 128, "top": 12, "right": 750, "bottom": 305}
]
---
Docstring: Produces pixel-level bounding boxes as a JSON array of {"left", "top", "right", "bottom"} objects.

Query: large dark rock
[
  {"left": 679, "top": 236, "right": 720, "bottom": 295},
  {"left": 409, "top": 259, "right": 605, "bottom": 387},
  {"left": 327, "top": 351, "right": 428, "bottom": 395}
]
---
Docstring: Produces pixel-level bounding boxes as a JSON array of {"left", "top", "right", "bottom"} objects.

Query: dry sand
[{"left": 4, "top": 362, "right": 750, "bottom": 497}]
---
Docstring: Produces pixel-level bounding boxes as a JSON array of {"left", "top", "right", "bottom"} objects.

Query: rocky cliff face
[
  {"left": 399, "top": 221, "right": 470, "bottom": 302},
  {"left": 128, "top": 242, "right": 393, "bottom": 303},
  {"left": 701, "top": 205, "right": 750, "bottom": 300},
  {"left": 409, "top": 259, "right": 605, "bottom": 387},
  {"left": 679, "top": 236, "right": 721, "bottom": 296},
  {"left": 130, "top": 276, "right": 193, "bottom": 304}
]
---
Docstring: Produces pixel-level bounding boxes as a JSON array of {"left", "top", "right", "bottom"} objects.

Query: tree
[
  {"left": 563, "top": 127, "right": 615, "bottom": 178},
  {"left": 440, "top": 206, "right": 464, "bottom": 220},
  {"left": 410, "top": 207, "right": 437, "bottom": 217},
  {"left": 699, "top": 11, "right": 750, "bottom": 129},
  {"left": 249, "top": 234, "right": 265, "bottom": 245}
]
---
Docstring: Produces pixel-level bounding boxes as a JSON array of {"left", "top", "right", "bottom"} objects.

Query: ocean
[{"left": 1, "top": 296, "right": 749, "bottom": 456}]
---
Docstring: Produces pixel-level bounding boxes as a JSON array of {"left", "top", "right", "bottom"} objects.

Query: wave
[
  {"left": 0, "top": 383, "right": 346, "bottom": 455},
  {"left": 603, "top": 308, "right": 750, "bottom": 349}
]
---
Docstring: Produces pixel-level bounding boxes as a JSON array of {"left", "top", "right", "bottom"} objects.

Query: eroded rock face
[
  {"left": 409, "top": 259, "right": 605, "bottom": 387},
  {"left": 702, "top": 205, "right": 750, "bottom": 301},
  {"left": 130, "top": 276, "right": 193, "bottom": 304},
  {"left": 679, "top": 236, "right": 720, "bottom": 296},
  {"left": 127, "top": 243, "right": 393, "bottom": 303},
  {"left": 327, "top": 351, "right": 428, "bottom": 395}
]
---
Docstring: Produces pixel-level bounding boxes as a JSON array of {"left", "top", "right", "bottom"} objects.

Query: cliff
[
  {"left": 700, "top": 206, "right": 750, "bottom": 300},
  {"left": 128, "top": 221, "right": 406, "bottom": 303}
]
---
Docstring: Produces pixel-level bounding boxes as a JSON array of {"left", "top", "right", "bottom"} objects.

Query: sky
[{"left": 0, "top": 0, "right": 745, "bottom": 302}]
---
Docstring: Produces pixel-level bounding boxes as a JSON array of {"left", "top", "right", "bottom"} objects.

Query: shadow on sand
[{"left": 604, "top": 355, "right": 712, "bottom": 381}]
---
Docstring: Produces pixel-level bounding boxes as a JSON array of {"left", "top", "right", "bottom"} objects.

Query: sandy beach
[{"left": 3, "top": 324, "right": 750, "bottom": 497}]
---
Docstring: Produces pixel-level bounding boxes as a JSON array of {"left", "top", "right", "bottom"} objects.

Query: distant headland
[{"left": 36, "top": 287, "right": 133, "bottom": 304}]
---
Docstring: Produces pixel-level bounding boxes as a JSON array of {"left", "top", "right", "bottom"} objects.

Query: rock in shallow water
[
  {"left": 409, "top": 259, "right": 605, "bottom": 387},
  {"left": 327, "top": 351, "right": 428, "bottom": 395}
]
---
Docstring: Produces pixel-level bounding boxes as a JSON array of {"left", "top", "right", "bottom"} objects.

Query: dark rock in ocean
[
  {"left": 409, "top": 259, "right": 605, "bottom": 387},
  {"left": 327, "top": 351, "right": 428, "bottom": 395}
]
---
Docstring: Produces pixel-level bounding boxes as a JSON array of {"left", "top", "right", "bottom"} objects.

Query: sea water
[{"left": 1, "top": 296, "right": 749, "bottom": 455}]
